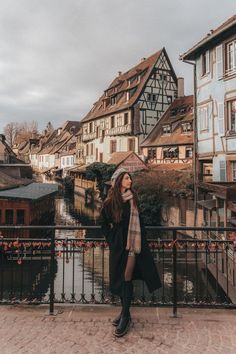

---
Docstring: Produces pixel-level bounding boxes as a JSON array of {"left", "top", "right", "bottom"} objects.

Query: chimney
[
  {"left": 0, "top": 134, "right": 6, "bottom": 143},
  {"left": 177, "top": 77, "right": 184, "bottom": 97},
  {"left": 118, "top": 71, "right": 122, "bottom": 76},
  {"left": 141, "top": 57, "right": 146, "bottom": 62}
]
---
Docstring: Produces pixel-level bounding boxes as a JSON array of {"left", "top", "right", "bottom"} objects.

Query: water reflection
[{"left": 0, "top": 191, "right": 229, "bottom": 304}]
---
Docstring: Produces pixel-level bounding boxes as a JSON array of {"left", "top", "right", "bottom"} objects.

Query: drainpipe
[{"left": 180, "top": 59, "right": 198, "bottom": 229}]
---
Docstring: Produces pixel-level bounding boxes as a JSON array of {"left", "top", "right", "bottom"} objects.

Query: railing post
[
  {"left": 49, "top": 232, "right": 56, "bottom": 315},
  {"left": 172, "top": 229, "right": 178, "bottom": 318}
]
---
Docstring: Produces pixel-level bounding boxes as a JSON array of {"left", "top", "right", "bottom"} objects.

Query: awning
[{"left": 197, "top": 199, "right": 216, "bottom": 210}]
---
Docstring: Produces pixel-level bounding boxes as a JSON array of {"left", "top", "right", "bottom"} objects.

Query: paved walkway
[{"left": 0, "top": 305, "right": 236, "bottom": 354}]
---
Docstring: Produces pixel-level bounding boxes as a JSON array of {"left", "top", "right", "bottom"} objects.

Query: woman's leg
[
  {"left": 123, "top": 253, "right": 135, "bottom": 316},
  {"left": 115, "top": 253, "right": 136, "bottom": 336}
]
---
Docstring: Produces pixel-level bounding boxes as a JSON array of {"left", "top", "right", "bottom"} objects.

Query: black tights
[{"left": 121, "top": 255, "right": 136, "bottom": 317}]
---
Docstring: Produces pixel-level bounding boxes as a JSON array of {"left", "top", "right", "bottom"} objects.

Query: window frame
[
  {"left": 162, "top": 125, "right": 171, "bottom": 135},
  {"left": 227, "top": 99, "right": 236, "bottom": 133},
  {"left": 225, "top": 39, "right": 236, "bottom": 74},
  {"left": 231, "top": 161, "right": 236, "bottom": 181}
]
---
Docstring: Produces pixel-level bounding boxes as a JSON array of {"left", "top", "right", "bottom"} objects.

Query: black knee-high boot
[
  {"left": 115, "top": 281, "right": 132, "bottom": 337},
  {"left": 112, "top": 296, "right": 123, "bottom": 326}
]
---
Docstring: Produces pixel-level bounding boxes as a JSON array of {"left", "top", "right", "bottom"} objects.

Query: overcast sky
[{"left": 0, "top": 0, "right": 235, "bottom": 134}]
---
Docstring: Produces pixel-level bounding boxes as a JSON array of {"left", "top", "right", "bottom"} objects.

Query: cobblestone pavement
[{"left": 0, "top": 305, "right": 236, "bottom": 354}]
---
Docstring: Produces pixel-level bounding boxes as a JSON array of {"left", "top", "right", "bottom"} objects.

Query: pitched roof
[
  {"left": 150, "top": 163, "right": 192, "bottom": 171},
  {"left": 0, "top": 170, "right": 32, "bottom": 190},
  {"left": 38, "top": 121, "right": 80, "bottom": 155},
  {"left": 141, "top": 95, "right": 193, "bottom": 147},
  {"left": 81, "top": 49, "right": 166, "bottom": 123},
  {"left": 107, "top": 151, "right": 133, "bottom": 165},
  {"left": 0, "top": 183, "right": 58, "bottom": 200},
  {"left": 180, "top": 14, "right": 236, "bottom": 60}
]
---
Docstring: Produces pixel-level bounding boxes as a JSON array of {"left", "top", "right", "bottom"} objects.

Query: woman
[{"left": 100, "top": 168, "right": 161, "bottom": 337}]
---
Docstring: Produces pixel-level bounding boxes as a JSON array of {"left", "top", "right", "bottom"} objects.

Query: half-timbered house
[
  {"left": 81, "top": 48, "right": 178, "bottom": 164},
  {"left": 141, "top": 95, "right": 193, "bottom": 169}
]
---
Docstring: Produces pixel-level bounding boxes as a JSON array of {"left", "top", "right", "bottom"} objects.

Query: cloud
[{"left": 0, "top": 0, "right": 235, "bottom": 133}]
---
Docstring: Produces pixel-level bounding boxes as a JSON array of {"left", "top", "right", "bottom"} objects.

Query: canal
[{"left": 0, "top": 189, "right": 230, "bottom": 304}]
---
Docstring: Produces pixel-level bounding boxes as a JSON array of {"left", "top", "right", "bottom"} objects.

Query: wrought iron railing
[{"left": 0, "top": 226, "right": 236, "bottom": 317}]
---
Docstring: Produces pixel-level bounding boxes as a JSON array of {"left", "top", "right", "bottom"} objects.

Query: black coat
[{"left": 100, "top": 201, "right": 162, "bottom": 296}]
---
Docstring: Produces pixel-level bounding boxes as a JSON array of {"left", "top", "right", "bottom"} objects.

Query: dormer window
[
  {"left": 162, "top": 125, "right": 171, "bottom": 134},
  {"left": 182, "top": 122, "right": 192, "bottom": 133},
  {"left": 111, "top": 96, "right": 116, "bottom": 105}
]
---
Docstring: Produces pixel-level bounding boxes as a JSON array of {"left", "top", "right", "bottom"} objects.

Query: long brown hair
[{"left": 103, "top": 172, "right": 137, "bottom": 223}]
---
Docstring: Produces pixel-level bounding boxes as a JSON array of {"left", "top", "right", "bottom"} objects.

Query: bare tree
[
  {"left": 4, "top": 120, "right": 39, "bottom": 147},
  {"left": 3, "top": 122, "right": 19, "bottom": 147}
]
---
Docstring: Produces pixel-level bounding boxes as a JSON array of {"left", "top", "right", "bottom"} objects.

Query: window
[
  {"left": 89, "top": 122, "right": 93, "bottom": 133},
  {"left": 110, "top": 140, "right": 117, "bottom": 154},
  {"left": 5, "top": 209, "right": 13, "bottom": 225},
  {"left": 90, "top": 143, "right": 94, "bottom": 155},
  {"left": 202, "top": 50, "right": 210, "bottom": 76},
  {"left": 117, "top": 115, "right": 122, "bottom": 126},
  {"left": 124, "top": 113, "right": 129, "bottom": 125},
  {"left": 128, "top": 139, "right": 135, "bottom": 151},
  {"left": 100, "top": 130, "right": 105, "bottom": 143},
  {"left": 220, "top": 160, "right": 226, "bottom": 182},
  {"left": 167, "top": 96, "right": 172, "bottom": 104},
  {"left": 186, "top": 147, "right": 193, "bottom": 158},
  {"left": 110, "top": 116, "right": 115, "bottom": 129},
  {"left": 226, "top": 40, "right": 236, "bottom": 74},
  {"left": 228, "top": 99, "right": 236, "bottom": 132},
  {"left": 182, "top": 123, "right": 192, "bottom": 133},
  {"left": 111, "top": 96, "right": 116, "bottom": 105},
  {"left": 232, "top": 162, "right": 236, "bottom": 181},
  {"left": 147, "top": 93, "right": 157, "bottom": 101},
  {"left": 96, "top": 126, "right": 99, "bottom": 138},
  {"left": 148, "top": 148, "right": 156, "bottom": 159},
  {"left": 66, "top": 157, "right": 69, "bottom": 165},
  {"left": 163, "top": 147, "right": 179, "bottom": 159},
  {"left": 160, "top": 74, "right": 167, "bottom": 81},
  {"left": 86, "top": 144, "right": 89, "bottom": 155},
  {"left": 199, "top": 106, "right": 209, "bottom": 130},
  {"left": 16, "top": 210, "right": 25, "bottom": 225},
  {"left": 162, "top": 125, "right": 171, "bottom": 134}
]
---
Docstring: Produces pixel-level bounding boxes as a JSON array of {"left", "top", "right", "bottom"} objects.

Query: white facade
[
  {"left": 60, "top": 154, "right": 75, "bottom": 169},
  {"left": 83, "top": 110, "right": 139, "bottom": 164},
  {"left": 195, "top": 37, "right": 236, "bottom": 182},
  {"left": 38, "top": 154, "right": 55, "bottom": 170}
]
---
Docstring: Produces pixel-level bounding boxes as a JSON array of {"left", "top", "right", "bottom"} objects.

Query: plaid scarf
[{"left": 122, "top": 190, "right": 141, "bottom": 254}]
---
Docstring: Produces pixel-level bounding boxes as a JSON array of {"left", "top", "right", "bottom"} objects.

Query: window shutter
[
  {"left": 198, "top": 107, "right": 202, "bottom": 130},
  {"left": 216, "top": 45, "right": 223, "bottom": 79},
  {"left": 218, "top": 103, "right": 224, "bottom": 136},
  {"left": 197, "top": 57, "right": 202, "bottom": 79},
  {"left": 206, "top": 50, "right": 210, "bottom": 73},
  {"left": 207, "top": 104, "right": 211, "bottom": 130},
  {"left": 220, "top": 160, "right": 226, "bottom": 182}
]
